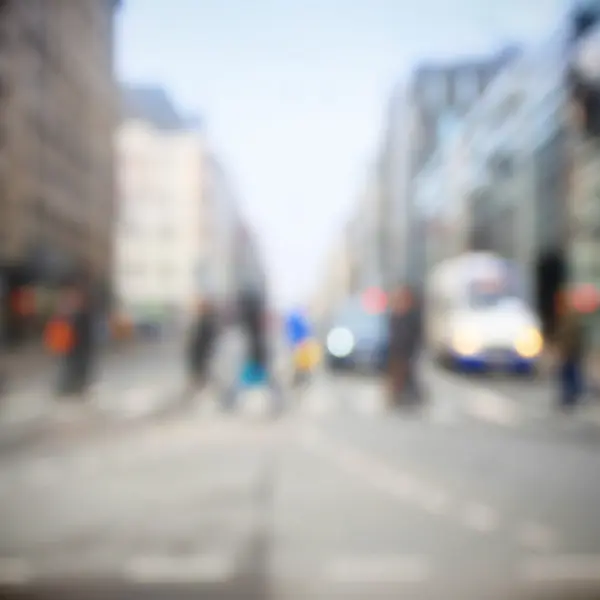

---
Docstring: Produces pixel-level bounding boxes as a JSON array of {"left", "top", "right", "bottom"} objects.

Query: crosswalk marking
[
  {"left": 521, "top": 554, "right": 600, "bottom": 583},
  {"left": 4, "top": 372, "right": 598, "bottom": 436},
  {"left": 125, "top": 553, "right": 235, "bottom": 583},
  {"left": 325, "top": 555, "right": 431, "bottom": 583}
]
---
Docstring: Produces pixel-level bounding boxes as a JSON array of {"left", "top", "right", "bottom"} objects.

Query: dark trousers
[
  {"left": 58, "top": 354, "right": 93, "bottom": 397},
  {"left": 389, "top": 355, "right": 421, "bottom": 406},
  {"left": 558, "top": 360, "right": 584, "bottom": 408}
]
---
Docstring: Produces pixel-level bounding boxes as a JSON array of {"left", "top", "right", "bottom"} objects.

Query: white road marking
[
  {"left": 325, "top": 555, "right": 430, "bottom": 583},
  {"left": 0, "top": 558, "right": 33, "bottom": 585},
  {"left": 377, "top": 473, "right": 417, "bottom": 501},
  {"left": 302, "top": 388, "right": 337, "bottom": 415},
  {"left": 427, "top": 398, "right": 459, "bottom": 425},
  {"left": 424, "top": 360, "right": 526, "bottom": 427},
  {"left": 521, "top": 555, "right": 600, "bottom": 583},
  {"left": 26, "top": 458, "right": 60, "bottom": 485},
  {"left": 466, "top": 389, "right": 519, "bottom": 426},
  {"left": 124, "top": 553, "right": 235, "bottom": 583},
  {"left": 351, "top": 385, "right": 386, "bottom": 416},
  {"left": 517, "top": 522, "right": 557, "bottom": 551},
  {"left": 240, "top": 389, "right": 270, "bottom": 416},
  {"left": 463, "top": 502, "right": 499, "bottom": 533},
  {"left": 419, "top": 488, "right": 451, "bottom": 515},
  {"left": 298, "top": 425, "right": 450, "bottom": 516}
]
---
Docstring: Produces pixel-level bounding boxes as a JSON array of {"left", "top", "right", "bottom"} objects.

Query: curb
[{"left": 421, "top": 362, "right": 520, "bottom": 427}]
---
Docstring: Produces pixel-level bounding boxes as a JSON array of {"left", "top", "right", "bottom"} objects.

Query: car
[{"left": 324, "top": 294, "right": 388, "bottom": 374}]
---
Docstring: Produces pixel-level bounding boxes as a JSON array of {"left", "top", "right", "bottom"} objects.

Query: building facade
[
  {"left": 114, "top": 86, "right": 207, "bottom": 326},
  {"left": 380, "top": 47, "right": 517, "bottom": 288},
  {"left": 234, "top": 223, "right": 266, "bottom": 297},
  {"left": 202, "top": 154, "right": 243, "bottom": 305},
  {"left": 566, "top": 3, "right": 600, "bottom": 347},
  {"left": 309, "top": 235, "right": 351, "bottom": 330},
  {"left": 345, "top": 166, "right": 385, "bottom": 293},
  {"left": 0, "top": 0, "right": 120, "bottom": 342}
]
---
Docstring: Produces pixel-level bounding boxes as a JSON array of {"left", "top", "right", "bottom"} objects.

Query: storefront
[
  {"left": 0, "top": 243, "right": 82, "bottom": 346},
  {"left": 566, "top": 11, "right": 600, "bottom": 349}
]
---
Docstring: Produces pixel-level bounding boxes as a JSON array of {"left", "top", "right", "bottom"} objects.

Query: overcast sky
[{"left": 117, "top": 0, "right": 569, "bottom": 308}]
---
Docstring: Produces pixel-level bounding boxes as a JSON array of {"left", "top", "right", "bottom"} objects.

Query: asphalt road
[{"left": 1, "top": 367, "right": 600, "bottom": 599}]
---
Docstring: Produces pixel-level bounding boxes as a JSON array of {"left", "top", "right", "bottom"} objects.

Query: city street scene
[{"left": 2, "top": 0, "right": 600, "bottom": 598}]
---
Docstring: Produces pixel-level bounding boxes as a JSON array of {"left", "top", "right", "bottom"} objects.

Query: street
[{"left": 1, "top": 359, "right": 600, "bottom": 599}]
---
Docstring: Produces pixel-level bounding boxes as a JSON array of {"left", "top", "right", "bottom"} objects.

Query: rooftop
[{"left": 121, "top": 84, "right": 202, "bottom": 131}]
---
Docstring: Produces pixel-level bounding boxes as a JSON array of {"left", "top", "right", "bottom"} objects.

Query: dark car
[{"left": 324, "top": 296, "right": 388, "bottom": 373}]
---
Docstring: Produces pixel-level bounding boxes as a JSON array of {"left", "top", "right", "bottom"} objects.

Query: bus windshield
[
  {"left": 467, "top": 265, "right": 524, "bottom": 309},
  {"left": 469, "top": 289, "right": 518, "bottom": 309}
]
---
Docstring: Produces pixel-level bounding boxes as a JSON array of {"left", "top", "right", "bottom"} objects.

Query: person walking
[
  {"left": 555, "top": 297, "right": 587, "bottom": 411},
  {"left": 185, "top": 296, "right": 219, "bottom": 401},
  {"left": 387, "top": 284, "right": 424, "bottom": 408},
  {"left": 52, "top": 280, "right": 97, "bottom": 400},
  {"left": 285, "top": 308, "right": 315, "bottom": 388},
  {"left": 0, "top": 277, "right": 7, "bottom": 397},
  {"left": 226, "top": 290, "right": 284, "bottom": 416}
]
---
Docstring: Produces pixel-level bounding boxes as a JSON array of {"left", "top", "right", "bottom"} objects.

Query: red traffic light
[
  {"left": 571, "top": 284, "right": 600, "bottom": 314},
  {"left": 362, "top": 288, "right": 387, "bottom": 313}
]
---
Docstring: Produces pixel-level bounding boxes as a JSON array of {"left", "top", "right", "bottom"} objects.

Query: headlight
[
  {"left": 515, "top": 327, "right": 543, "bottom": 358},
  {"left": 451, "top": 329, "right": 481, "bottom": 356},
  {"left": 327, "top": 327, "right": 354, "bottom": 357}
]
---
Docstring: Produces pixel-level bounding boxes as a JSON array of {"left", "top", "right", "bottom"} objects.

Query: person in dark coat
[
  {"left": 555, "top": 301, "right": 587, "bottom": 410},
  {"left": 57, "top": 283, "right": 96, "bottom": 399},
  {"left": 186, "top": 297, "right": 219, "bottom": 397},
  {"left": 226, "top": 290, "right": 283, "bottom": 415},
  {"left": 387, "top": 284, "right": 423, "bottom": 407},
  {"left": 0, "top": 278, "right": 6, "bottom": 397}
]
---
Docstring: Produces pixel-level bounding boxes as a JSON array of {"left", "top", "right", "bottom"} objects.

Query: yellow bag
[{"left": 295, "top": 339, "right": 321, "bottom": 371}]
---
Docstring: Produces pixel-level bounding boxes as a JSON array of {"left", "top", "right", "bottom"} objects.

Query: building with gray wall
[{"left": 379, "top": 46, "right": 518, "bottom": 288}]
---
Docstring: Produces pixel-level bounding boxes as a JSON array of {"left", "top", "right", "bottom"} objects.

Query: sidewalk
[
  {"left": 0, "top": 338, "right": 187, "bottom": 438},
  {"left": 0, "top": 331, "right": 240, "bottom": 438}
]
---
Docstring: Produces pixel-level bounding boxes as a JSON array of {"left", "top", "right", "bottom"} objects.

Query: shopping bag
[
  {"left": 44, "top": 318, "right": 75, "bottom": 355},
  {"left": 295, "top": 339, "right": 321, "bottom": 372},
  {"left": 240, "top": 361, "right": 268, "bottom": 388}
]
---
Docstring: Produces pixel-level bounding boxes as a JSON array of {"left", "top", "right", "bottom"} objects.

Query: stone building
[{"left": 0, "top": 0, "right": 120, "bottom": 342}]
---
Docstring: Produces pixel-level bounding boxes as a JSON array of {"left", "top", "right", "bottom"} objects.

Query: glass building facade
[{"left": 568, "top": 137, "right": 600, "bottom": 348}]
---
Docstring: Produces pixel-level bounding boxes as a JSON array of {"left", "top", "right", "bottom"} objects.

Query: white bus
[{"left": 425, "top": 253, "right": 543, "bottom": 373}]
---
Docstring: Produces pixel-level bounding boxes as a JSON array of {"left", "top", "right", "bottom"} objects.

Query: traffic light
[{"left": 362, "top": 287, "right": 387, "bottom": 314}]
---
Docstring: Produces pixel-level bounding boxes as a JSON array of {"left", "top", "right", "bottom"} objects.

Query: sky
[{"left": 116, "top": 0, "right": 568, "bottom": 308}]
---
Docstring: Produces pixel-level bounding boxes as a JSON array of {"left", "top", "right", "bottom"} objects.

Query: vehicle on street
[
  {"left": 425, "top": 252, "right": 543, "bottom": 374},
  {"left": 324, "top": 290, "right": 388, "bottom": 373}
]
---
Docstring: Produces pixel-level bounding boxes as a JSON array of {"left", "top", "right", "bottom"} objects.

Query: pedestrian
[
  {"left": 53, "top": 280, "right": 97, "bottom": 400},
  {"left": 555, "top": 297, "right": 587, "bottom": 411},
  {"left": 387, "top": 283, "right": 424, "bottom": 408},
  {"left": 185, "top": 295, "right": 219, "bottom": 400},
  {"left": 0, "top": 277, "right": 7, "bottom": 397},
  {"left": 285, "top": 308, "right": 314, "bottom": 388},
  {"left": 226, "top": 290, "right": 284, "bottom": 416}
]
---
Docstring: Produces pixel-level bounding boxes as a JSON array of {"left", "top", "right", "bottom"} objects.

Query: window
[{"left": 455, "top": 70, "right": 479, "bottom": 106}]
